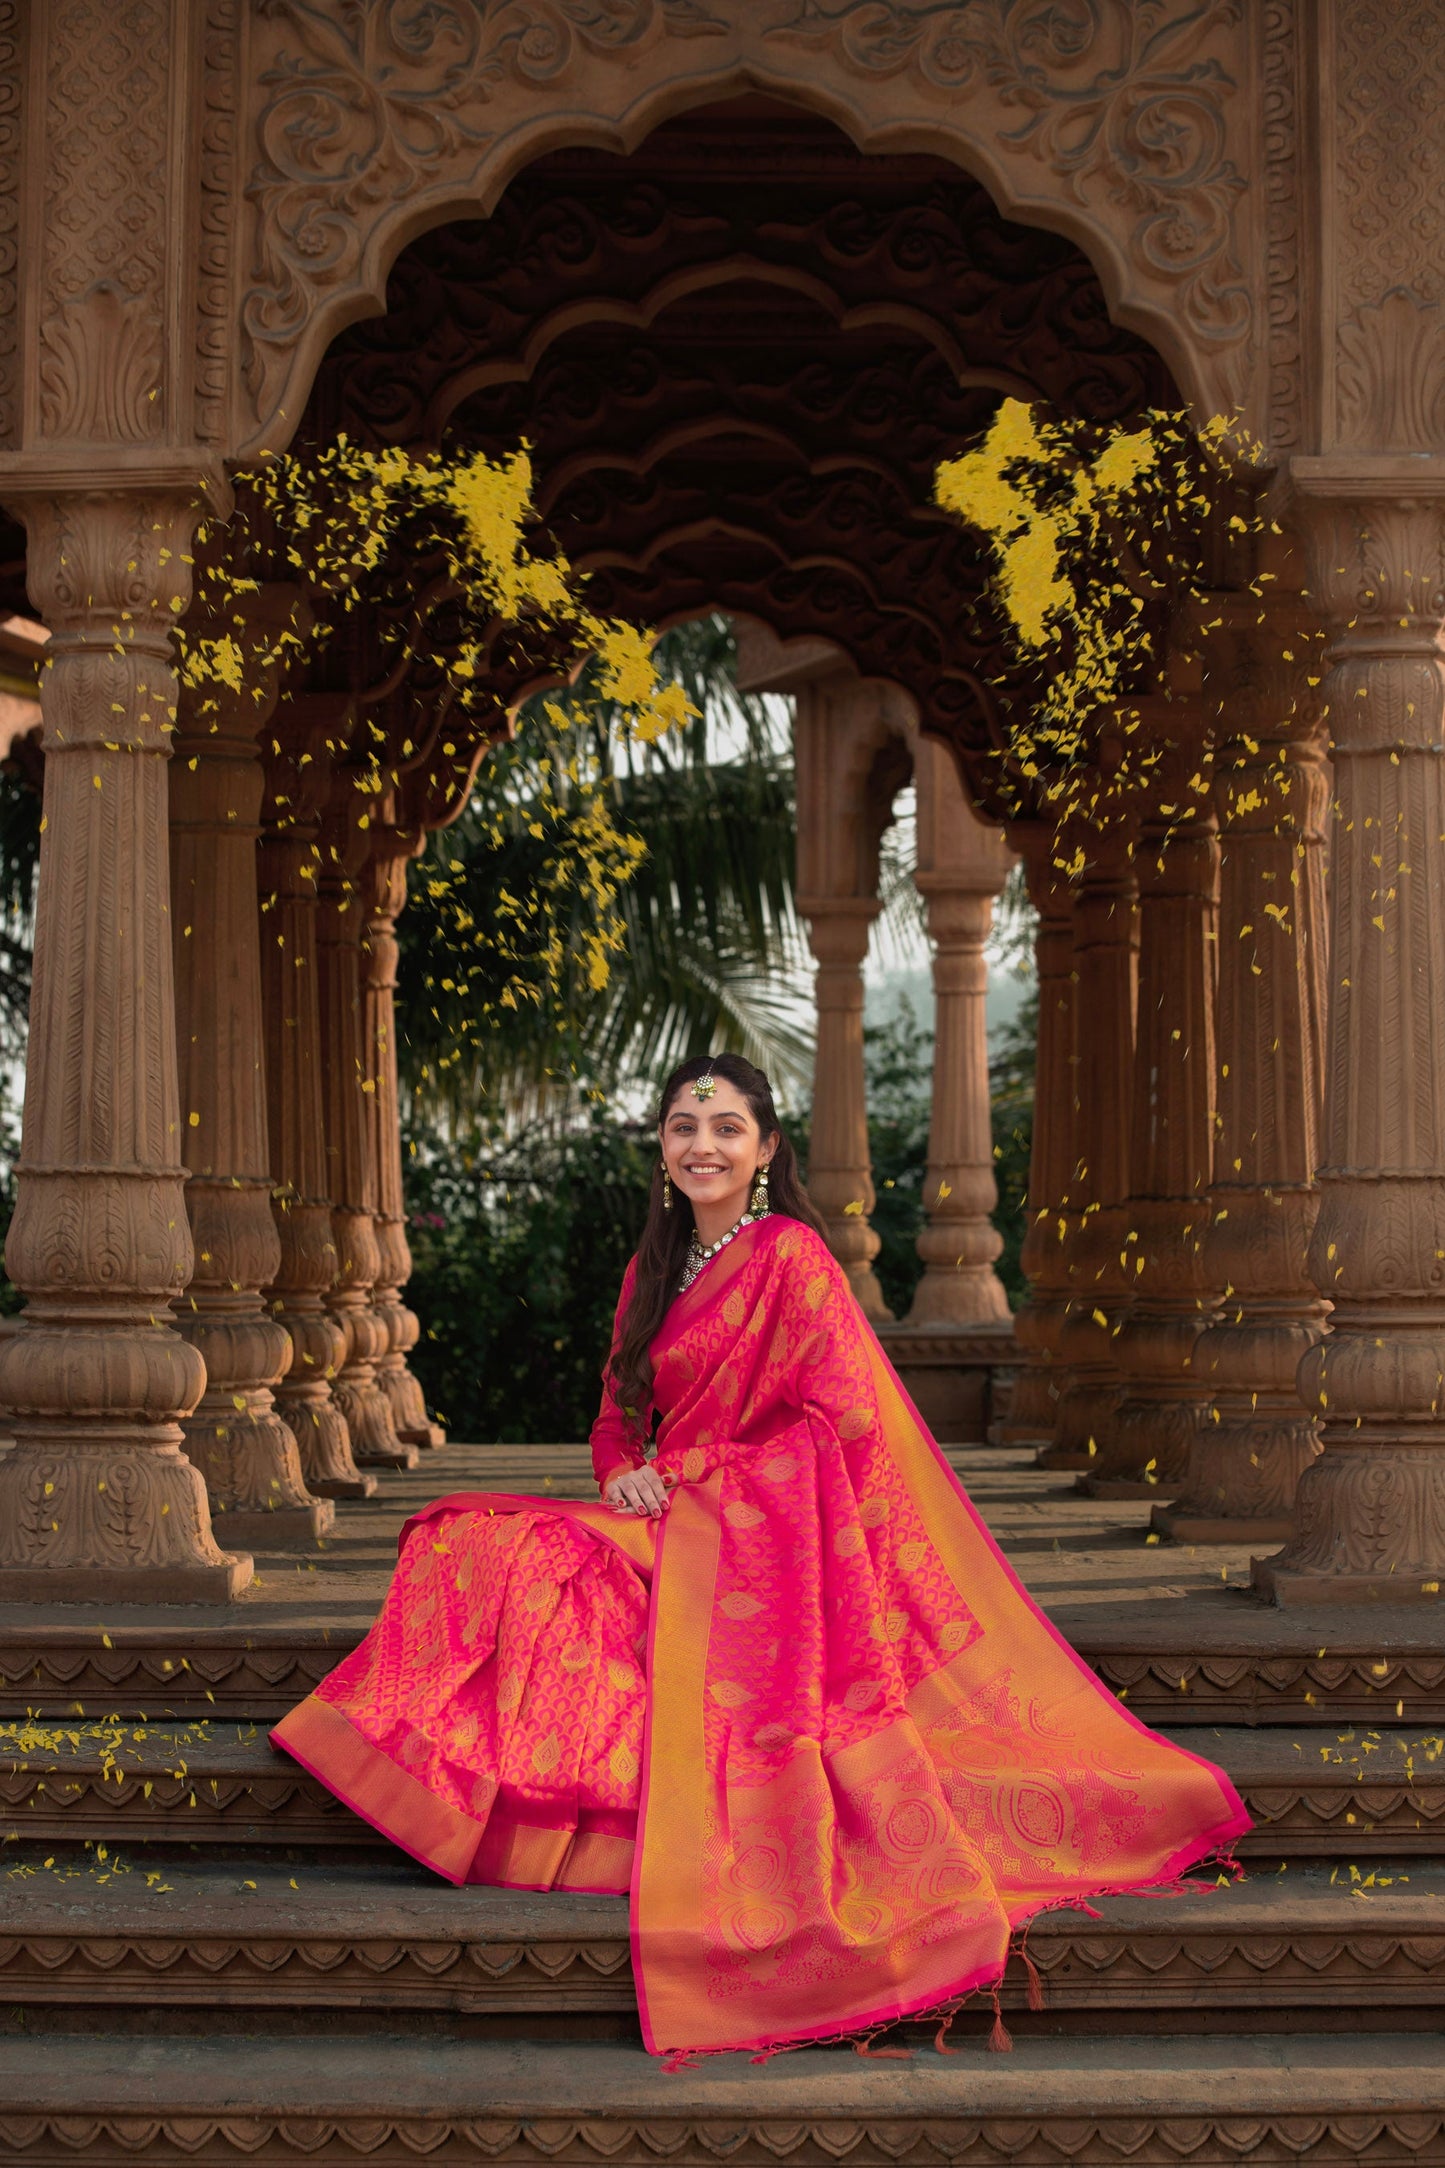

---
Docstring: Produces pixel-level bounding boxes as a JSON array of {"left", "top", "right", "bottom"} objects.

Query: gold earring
[
  {"left": 662, "top": 1165, "right": 673, "bottom": 1211},
  {"left": 750, "top": 1162, "right": 770, "bottom": 1216}
]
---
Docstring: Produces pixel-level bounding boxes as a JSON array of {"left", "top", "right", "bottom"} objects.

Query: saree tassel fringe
[{"left": 986, "top": 1989, "right": 1014, "bottom": 2054}]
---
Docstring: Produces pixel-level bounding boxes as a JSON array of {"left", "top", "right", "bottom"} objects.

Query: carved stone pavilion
[{"left": 2, "top": 4, "right": 1445, "bottom": 2158}]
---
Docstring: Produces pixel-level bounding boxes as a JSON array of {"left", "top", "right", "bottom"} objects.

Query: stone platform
[
  {"left": 3, "top": 1442, "right": 1444, "bottom": 2160},
  {"left": 7, "top": 2032, "right": 1445, "bottom": 2167},
  {"left": 5, "top": 1718, "right": 1442, "bottom": 1857},
  {"left": 2, "top": 1446, "right": 1442, "bottom": 1727}
]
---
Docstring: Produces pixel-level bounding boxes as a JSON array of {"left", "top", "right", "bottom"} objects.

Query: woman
[{"left": 273, "top": 1054, "right": 1248, "bottom": 2060}]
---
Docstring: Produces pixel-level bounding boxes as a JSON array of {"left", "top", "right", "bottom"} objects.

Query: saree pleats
[
  {"left": 275, "top": 1218, "right": 1249, "bottom": 2058},
  {"left": 272, "top": 1499, "right": 652, "bottom": 1893}
]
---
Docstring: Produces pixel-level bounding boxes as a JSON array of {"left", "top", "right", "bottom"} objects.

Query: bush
[{"left": 401, "top": 1112, "right": 654, "bottom": 1443}]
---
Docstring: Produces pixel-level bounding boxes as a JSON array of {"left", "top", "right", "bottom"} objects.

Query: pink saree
[{"left": 272, "top": 1217, "right": 1248, "bottom": 2058}]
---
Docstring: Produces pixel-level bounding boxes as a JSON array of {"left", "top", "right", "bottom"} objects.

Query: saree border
[
  {"left": 631, "top": 1467, "right": 721, "bottom": 2058},
  {"left": 859, "top": 1329, "right": 1252, "bottom": 1863},
  {"left": 271, "top": 1697, "right": 637, "bottom": 1895}
]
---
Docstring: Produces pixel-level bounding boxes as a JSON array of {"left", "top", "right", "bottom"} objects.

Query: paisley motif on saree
[{"left": 272, "top": 1216, "right": 1248, "bottom": 2058}]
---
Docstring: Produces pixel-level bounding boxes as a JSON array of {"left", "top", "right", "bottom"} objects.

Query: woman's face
[{"left": 661, "top": 1078, "right": 777, "bottom": 1231}]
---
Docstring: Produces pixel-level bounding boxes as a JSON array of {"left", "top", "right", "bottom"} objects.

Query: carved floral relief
[{"left": 239, "top": 0, "right": 1256, "bottom": 452}]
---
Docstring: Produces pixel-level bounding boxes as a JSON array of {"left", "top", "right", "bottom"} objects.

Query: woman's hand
[{"left": 604, "top": 1465, "right": 670, "bottom": 1518}]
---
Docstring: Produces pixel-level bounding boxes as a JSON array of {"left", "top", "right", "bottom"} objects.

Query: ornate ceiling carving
[
  {"left": 238, "top": 1, "right": 1256, "bottom": 453},
  {"left": 298, "top": 108, "right": 1177, "bottom": 803}
]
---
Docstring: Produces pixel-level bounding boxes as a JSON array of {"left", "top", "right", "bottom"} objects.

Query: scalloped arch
[{"left": 237, "top": 3, "right": 1258, "bottom": 458}]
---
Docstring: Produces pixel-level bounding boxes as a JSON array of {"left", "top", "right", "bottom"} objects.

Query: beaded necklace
[{"left": 678, "top": 1209, "right": 763, "bottom": 1293}]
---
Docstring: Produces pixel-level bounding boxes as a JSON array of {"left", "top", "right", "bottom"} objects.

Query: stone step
[
  {"left": 0, "top": 1857, "right": 1441, "bottom": 2028},
  {"left": 0, "top": 2030, "right": 1441, "bottom": 2166},
  {"left": 7, "top": 1603, "right": 1445, "bottom": 1727},
  {"left": 5, "top": 1720, "right": 1442, "bottom": 1860}
]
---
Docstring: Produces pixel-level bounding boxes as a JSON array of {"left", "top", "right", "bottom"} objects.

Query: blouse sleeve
[{"left": 589, "top": 1257, "right": 646, "bottom": 1493}]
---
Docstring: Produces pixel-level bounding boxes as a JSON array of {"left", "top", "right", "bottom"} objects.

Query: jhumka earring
[
  {"left": 662, "top": 1165, "right": 674, "bottom": 1211},
  {"left": 750, "top": 1162, "right": 770, "bottom": 1216}
]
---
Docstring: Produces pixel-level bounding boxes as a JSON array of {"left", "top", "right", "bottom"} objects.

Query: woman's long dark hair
[{"left": 608, "top": 1053, "right": 826, "bottom": 1428}]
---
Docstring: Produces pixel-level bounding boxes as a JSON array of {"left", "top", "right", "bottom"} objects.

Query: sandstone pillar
[
  {"left": 904, "top": 739, "right": 1012, "bottom": 1328},
  {"left": 170, "top": 589, "right": 332, "bottom": 1547},
  {"left": 318, "top": 774, "right": 417, "bottom": 1471},
  {"left": 1157, "top": 607, "right": 1328, "bottom": 1544},
  {"left": 364, "top": 843, "right": 444, "bottom": 1450},
  {"left": 0, "top": 486, "right": 249, "bottom": 1600},
  {"left": 792, "top": 671, "right": 911, "bottom": 1323},
  {"left": 1082, "top": 707, "right": 1220, "bottom": 1499},
  {"left": 1256, "top": 482, "right": 1445, "bottom": 1604},
  {"left": 1047, "top": 814, "right": 1139, "bottom": 1472},
  {"left": 802, "top": 897, "right": 891, "bottom": 1318},
  {"left": 1001, "top": 824, "right": 1078, "bottom": 1446},
  {"left": 259, "top": 702, "right": 376, "bottom": 1501}
]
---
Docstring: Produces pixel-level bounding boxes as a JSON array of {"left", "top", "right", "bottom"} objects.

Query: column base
[
  {"left": 1035, "top": 1443, "right": 1094, "bottom": 1471},
  {"left": 1153, "top": 1504, "right": 1295, "bottom": 1545},
  {"left": 399, "top": 1421, "right": 446, "bottom": 1451},
  {"left": 1252, "top": 1555, "right": 1445, "bottom": 1606},
  {"left": 0, "top": 1556, "right": 253, "bottom": 1604},
  {"left": 353, "top": 1439, "right": 419, "bottom": 1471},
  {"left": 1078, "top": 1475, "right": 1180, "bottom": 1501},
  {"left": 334, "top": 1376, "right": 420, "bottom": 1472},
  {"left": 208, "top": 1500, "right": 334, "bottom": 1548},
  {"left": 305, "top": 1467, "right": 378, "bottom": 1500}
]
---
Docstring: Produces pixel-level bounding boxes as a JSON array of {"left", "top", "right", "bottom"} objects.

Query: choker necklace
[{"left": 679, "top": 1209, "right": 761, "bottom": 1293}]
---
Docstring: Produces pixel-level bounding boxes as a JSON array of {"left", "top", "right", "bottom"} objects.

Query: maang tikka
[{"left": 691, "top": 1071, "right": 717, "bottom": 1101}]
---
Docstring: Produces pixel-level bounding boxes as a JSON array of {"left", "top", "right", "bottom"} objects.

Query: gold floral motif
[
  {"left": 530, "top": 1729, "right": 562, "bottom": 1775},
  {"left": 710, "top": 1678, "right": 754, "bottom": 1707}
]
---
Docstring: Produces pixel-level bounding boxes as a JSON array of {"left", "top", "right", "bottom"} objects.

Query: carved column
[
  {"left": 318, "top": 772, "right": 416, "bottom": 1471},
  {"left": 1047, "top": 809, "right": 1139, "bottom": 1473},
  {"left": 1257, "top": 483, "right": 1445, "bottom": 1604},
  {"left": 259, "top": 701, "right": 376, "bottom": 1501},
  {"left": 1157, "top": 605, "right": 1329, "bottom": 1544},
  {"left": 1082, "top": 704, "right": 1220, "bottom": 1498},
  {"left": 170, "top": 590, "right": 332, "bottom": 1547},
  {"left": 1001, "top": 823, "right": 1078, "bottom": 1445},
  {"left": 793, "top": 672, "right": 911, "bottom": 1323},
  {"left": 364, "top": 841, "right": 444, "bottom": 1450},
  {"left": 0, "top": 487, "right": 249, "bottom": 1600},
  {"left": 802, "top": 897, "right": 891, "bottom": 1318},
  {"left": 904, "top": 740, "right": 1012, "bottom": 1327}
]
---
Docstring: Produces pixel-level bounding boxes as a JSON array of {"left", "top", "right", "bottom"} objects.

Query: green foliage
[
  {"left": 989, "top": 983, "right": 1037, "bottom": 1308},
  {"left": 401, "top": 1111, "right": 655, "bottom": 1445},
  {"left": 0, "top": 760, "right": 38, "bottom": 1056},
  {"left": 859, "top": 1003, "right": 934, "bottom": 1322},
  {"left": 398, "top": 616, "right": 813, "bottom": 1118}
]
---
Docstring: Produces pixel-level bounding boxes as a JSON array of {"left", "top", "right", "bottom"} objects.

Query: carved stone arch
[
  {"left": 237, "top": 5, "right": 1257, "bottom": 457},
  {"left": 421, "top": 261, "right": 1039, "bottom": 448}
]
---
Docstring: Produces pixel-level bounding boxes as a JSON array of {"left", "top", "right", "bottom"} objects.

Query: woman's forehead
[{"left": 664, "top": 1083, "right": 754, "bottom": 1122}]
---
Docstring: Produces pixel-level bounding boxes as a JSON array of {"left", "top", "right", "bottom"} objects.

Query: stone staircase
[{"left": 1, "top": 1446, "right": 1443, "bottom": 2163}]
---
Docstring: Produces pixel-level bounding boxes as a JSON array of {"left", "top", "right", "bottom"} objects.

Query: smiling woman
[
  {"left": 602, "top": 1055, "right": 828, "bottom": 1510},
  {"left": 272, "top": 1052, "right": 1247, "bottom": 2063}
]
